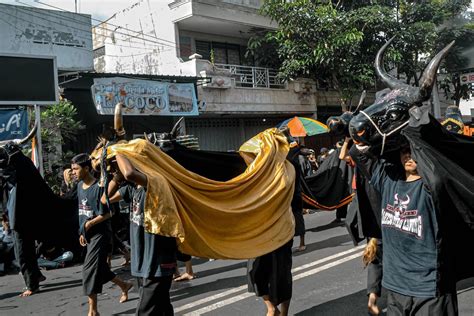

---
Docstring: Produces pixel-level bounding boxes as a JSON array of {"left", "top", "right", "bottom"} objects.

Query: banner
[
  {"left": 91, "top": 77, "right": 199, "bottom": 116},
  {"left": 0, "top": 109, "right": 28, "bottom": 141}
]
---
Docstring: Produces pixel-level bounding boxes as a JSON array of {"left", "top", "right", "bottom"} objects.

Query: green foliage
[
  {"left": 246, "top": 28, "right": 282, "bottom": 69},
  {"left": 258, "top": 0, "right": 472, "bottom": 107},
  {"left": 40, "top": 99, "right": 84, "bottom": 193}
]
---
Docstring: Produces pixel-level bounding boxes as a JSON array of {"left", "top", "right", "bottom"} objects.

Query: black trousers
[
  {"left": 136, "top": 275, "right": 174, "bottom": 316},
  {"left": 336, "top": 204, "right": 348, "bottom": 220},
  {"left": 13, "top": 230, "right": 42, "bottom": 291},
  {"left": 386, "top": 289, "right": 458, "bottom": 316}
]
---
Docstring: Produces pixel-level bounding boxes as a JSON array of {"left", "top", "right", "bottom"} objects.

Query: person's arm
[
  {"left": 84, "top": 213, "right": 111, "bottom": 232},
  {"left": 349, "top": 145, "right": 389, "bottom": 194},
  {"left": 100, "top": 169, "right": 125, "bottom": 205},
  {"left": 115, "top": 154, "right": 148, "bottom": 187}
]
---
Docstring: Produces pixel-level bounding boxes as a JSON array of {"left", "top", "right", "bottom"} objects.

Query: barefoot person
[
  {"left": 104, "top": 153, "right": 177, "bottom": 315},
  {"left": 71, "top": 153, "right": 132, "bottom": 316}
]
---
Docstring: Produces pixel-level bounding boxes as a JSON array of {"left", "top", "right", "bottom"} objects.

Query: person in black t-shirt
[
  {"left": 71, "top": 154, "right": 133, "bottom": 316},
  {"left": 104, "top": 153, "right": 177, "bottom": 316},
  {"left": 351, "top": 145, "right": 458, "bottom": 315}
]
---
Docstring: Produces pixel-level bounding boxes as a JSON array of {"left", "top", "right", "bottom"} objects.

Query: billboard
[
  {"left": 0, "top": 54, "right": 58, "bottom": 105},
  {"left": 91, "top": 77, "right": 198, "bottom": 116},
  {"left": 0, "top": 3, "right": 93, "bottom": 71},
  {"left": 0, "top": 109, "right": 28, "bottom": 141}
]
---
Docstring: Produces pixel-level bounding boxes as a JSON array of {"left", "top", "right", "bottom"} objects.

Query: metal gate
[{"left": 185, "top": 117, "right": 285, "bottom": 151}]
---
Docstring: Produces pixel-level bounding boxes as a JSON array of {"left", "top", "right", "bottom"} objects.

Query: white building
[{"left": 92, "top": 0, "right": 324, "bottom": 150}]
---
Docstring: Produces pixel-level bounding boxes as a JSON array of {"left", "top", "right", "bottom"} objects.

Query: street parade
[{"left": 0, "top": 1, "right": 473, "bottom": 315}]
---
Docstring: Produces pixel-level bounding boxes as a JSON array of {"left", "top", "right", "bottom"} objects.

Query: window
[
  {"left": 195, "top": 40, "right": 245, "bottom": 65},
  {"left": 179, "top": 36, "right": 192, "bottom": 61}
]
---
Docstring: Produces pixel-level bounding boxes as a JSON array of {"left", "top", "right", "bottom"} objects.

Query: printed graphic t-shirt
[
  {"left": 119, "top": 185, "right": 177, "bottom": 278},
  {"left": 77, "top": 181, "right": 110, "bottom": 238},
  {"left": 371, "top": 165, "right": 439, "bottom": 297}
]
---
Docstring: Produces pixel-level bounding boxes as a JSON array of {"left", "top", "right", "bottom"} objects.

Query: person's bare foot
[
  {"left": 173, "top": 272, "right": 195, "bottom": 282},
  {"left": 88, "top": 311, "right": 100, "bottom": 316},
  {"left": 119, "top": 283, "right": 133, "bottom": 303},
  {"left": 19, "top": 288, "right": 38, "bottom": 297},
  {"left": 297, "top": 245, "right": 306, "bottom": 252}
]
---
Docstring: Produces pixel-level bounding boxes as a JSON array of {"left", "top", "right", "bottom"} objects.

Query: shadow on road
[
  {"left": 306, "top": 220, "right": 346, "bottom": 233},
  {"left": 295, "top": 289, "right": 387, "bottom": 316},
  {"left": 292, "top": 234, "right": 352, "bottom": 257},
  {"left": 194, "top": 261, "right": 247, "bottom": 278},
  {"left": 171, "top": 275, "right": 247, "bottom": 302}
]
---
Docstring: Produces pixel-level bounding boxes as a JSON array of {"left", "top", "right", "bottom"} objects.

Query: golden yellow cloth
[{"left": 107, "top": 128, "right": 295, "bottom": 259}]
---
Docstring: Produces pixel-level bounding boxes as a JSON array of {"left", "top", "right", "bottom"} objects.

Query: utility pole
[{"left": 75, "top": 0, "right": 77, "bottom": 13}]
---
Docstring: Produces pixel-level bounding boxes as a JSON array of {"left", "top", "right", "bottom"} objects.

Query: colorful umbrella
[{"left": 277, "top": 116, "right": 328, "bottom": 137}]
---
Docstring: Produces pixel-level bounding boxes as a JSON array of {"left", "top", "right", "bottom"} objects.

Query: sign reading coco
[
  {"left": 91, "top": 77, "right": 198, "bottom": 116},
  {"left": 460, "top": 72, "right": 474, "bottom": 84}
]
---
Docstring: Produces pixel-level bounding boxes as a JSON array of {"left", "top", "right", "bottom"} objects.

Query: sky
[{"left": 0, "top": 0, "right": 138, "bottom": 23}]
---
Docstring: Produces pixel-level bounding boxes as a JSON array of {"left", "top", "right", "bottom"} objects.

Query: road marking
[{"left": 175, "top": 245, "right": 365, "bottom": 314}]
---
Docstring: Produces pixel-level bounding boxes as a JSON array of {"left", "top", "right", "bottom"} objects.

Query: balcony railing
[{"left": 215, "top": 64, "right": 286, "bottom": 89}]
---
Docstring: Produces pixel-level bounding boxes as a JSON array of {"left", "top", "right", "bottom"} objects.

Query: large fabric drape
[{"left": 108, "top": 128, "right": 296, "bottom": 259}]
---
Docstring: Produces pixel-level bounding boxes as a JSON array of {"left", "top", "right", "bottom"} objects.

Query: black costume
[
  {"left": 246, "top": 145, "right": 303, "bottom": 305},
  {"left": 77, "top": 181, "right": 115, "bottom": 295},
  {"left": 350, "top": 114, "right": 474, "bottom": 315},
  {"left": 119, "top": 184, "right": 177, "bottom": 315}
]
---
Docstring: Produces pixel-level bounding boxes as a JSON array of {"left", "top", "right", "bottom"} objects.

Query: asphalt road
[{"left": 1, "top": 211, "right": 473, "bottom": 315}]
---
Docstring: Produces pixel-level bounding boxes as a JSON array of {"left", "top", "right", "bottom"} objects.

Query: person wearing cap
[{"left": 71, "top": 153, "right": 133, "bottom": 316}]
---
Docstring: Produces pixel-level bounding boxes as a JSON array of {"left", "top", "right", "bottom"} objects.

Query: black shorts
[{"left": 386, "top": 289, "right": 458, "bottom": 316}]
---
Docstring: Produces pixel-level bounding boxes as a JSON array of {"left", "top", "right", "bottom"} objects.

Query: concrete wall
[
  {"left": 93, "top": 0, "right": 182, "bottom": 75},
  {"left": 0, "top": 3, "right": 93, "bottom": 71}
]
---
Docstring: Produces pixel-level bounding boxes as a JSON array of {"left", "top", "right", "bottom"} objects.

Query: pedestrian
[
  {"left": 247, "top": 138, "right": 303, "bottom": 316},
  {"left": 350, "top": 144, "right": 459, "bottom": 315},
  {"left": 71, "top": 153, "right": 133, "bottom": 316},
  {"left": 104, "top": 153, "right": 177, "bottom": 315}
]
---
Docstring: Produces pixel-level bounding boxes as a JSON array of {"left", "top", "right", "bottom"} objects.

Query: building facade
[{"left": 92, "top": 0, "right": 331, "bottom": 150}]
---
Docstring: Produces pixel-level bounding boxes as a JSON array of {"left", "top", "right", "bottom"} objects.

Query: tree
[
  {"left": 437, "top": 8, "right": 474, "bottom": 106},
  {"left": 257, "top": 0, "right": 472, "bottom": 109},
  {"left": 258, "top": 0, "right": 397, "bottom": 109},
  {"left": 40, "top": 99, "right": 84, "bottom": 193}
]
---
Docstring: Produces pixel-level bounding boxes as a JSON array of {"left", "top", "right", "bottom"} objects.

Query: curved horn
[
  {"left": 18, "top": 118, "right": 38, "bottom": 145},
  {"left": 400, "top": 194, "right": 410, "bottom": 205},
  {"left": 170, "top": 117, "right": 184, "bottom": 138},
  {"left": 375, "top": 37, "right": 407, "bottom": 89},
  {"left": 114, "top": 102, "right": 126, "bottom": 138},
  {"left": 417, "top": 41, "right": 455, "bottom": 102}
]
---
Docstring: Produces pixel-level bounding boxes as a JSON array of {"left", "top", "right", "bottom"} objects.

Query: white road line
[
  {"left": 177, "top": 247, "right": 365, "bottom": 315},
  {"left": 293, "top": 251, "right": 363, "bottom": 280},
  {"left": 292, "top": 244, "right": 366, "bottom": 273},
  {"left": 174, "top": 245, "right": 364, "bottom": 313}
]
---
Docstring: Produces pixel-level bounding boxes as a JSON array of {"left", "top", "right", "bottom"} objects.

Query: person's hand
[
  {"left": 368, "top": 292, "right": 380, "bottom": 315},
  {"left": 84, "top": 220, "right": 93, "bottom": 232},
  {"left": 79, "top": 235, "right": 87, "bottom": 247}
]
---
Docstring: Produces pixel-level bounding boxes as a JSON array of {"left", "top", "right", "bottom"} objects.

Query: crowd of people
[{"left": 0, "top": 125, "right": 471, "bottom": 316}]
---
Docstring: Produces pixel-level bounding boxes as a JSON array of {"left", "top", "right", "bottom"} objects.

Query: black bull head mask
[{"left": 327, "top": 38, "right": 454, "bottom": 150}]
